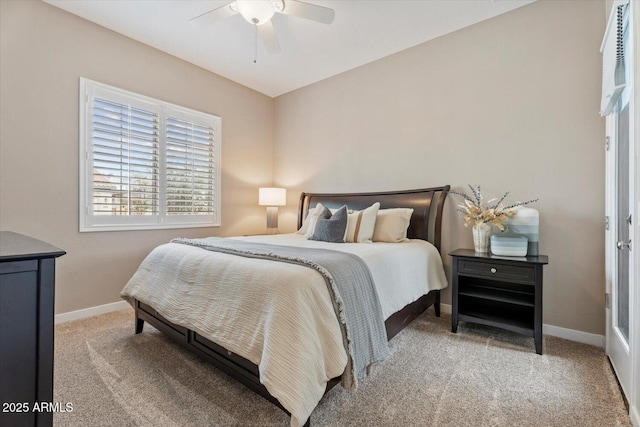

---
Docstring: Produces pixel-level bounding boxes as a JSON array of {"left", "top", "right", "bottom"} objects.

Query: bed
[{"left": 122, "top": 186, "right": 450, "bottom": 427}]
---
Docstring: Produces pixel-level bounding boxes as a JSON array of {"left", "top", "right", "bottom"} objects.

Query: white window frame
[{"left": 79, "top": 78, "right": 221, "bottom": 232}]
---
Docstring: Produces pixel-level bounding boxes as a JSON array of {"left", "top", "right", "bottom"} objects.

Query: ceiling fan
[{"left": 189, "top": 0, "right": 335, "bottom": 56}]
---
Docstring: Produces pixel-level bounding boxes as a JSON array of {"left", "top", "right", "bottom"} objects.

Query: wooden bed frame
[{"left": 133, "top": 185, "right": 450, "bottom": 426}]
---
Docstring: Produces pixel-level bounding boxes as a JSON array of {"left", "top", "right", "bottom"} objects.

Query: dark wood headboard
[{"left": 297, "top": 186, "right": 450, "bottom": 252}]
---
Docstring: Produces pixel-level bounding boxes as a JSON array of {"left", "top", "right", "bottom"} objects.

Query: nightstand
[{"left": 449, "top": 249, "right": 549, "bottom": 354}]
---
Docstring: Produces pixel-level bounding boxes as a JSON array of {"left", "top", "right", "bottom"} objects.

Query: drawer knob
[{"left": 490, "top": 267, "right": 497, "bottom": 274}]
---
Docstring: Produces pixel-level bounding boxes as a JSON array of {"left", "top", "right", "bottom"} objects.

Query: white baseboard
[
  {"left": 440, "top": 303, "right": 452, "bottom": 314},
  {"left": 630, "top": 405, "right": 640, "bottom": 426},
  {"left": 55, "top": 301, "right": 130, "bottom": 325},
  {"left": 542, "top": 324, "right": 605, "bottom": 348},
  {"left": 55, "top": 300, "right": 605, "bottom": 348},
  {"left": 440, "top": 303, "right": 605, "bottom": 348}
]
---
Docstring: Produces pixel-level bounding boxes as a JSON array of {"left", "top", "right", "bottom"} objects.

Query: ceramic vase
[
  {"left": 503, "top": 206, "right": 539, "bottom": 255},
  {"left": 472, "top": 223, "right": 491, "bottom": 253},
  {"left": 490, "top": 227, "right": 528, "bottom": 257}
]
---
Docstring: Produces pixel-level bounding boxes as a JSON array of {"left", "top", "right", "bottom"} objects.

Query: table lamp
[{"left": 259, "top": 187, "right": 286, "bottom": 234}]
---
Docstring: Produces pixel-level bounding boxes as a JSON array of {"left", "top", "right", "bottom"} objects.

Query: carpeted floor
[{"left": 53, "top": 308, "right": 631, "bottom": 427}]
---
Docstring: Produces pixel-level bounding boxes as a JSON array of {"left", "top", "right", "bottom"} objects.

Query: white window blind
[
  {"left": 600, "top": 1, "right": 629, "bottom": 116},
  {"left": 79, "top": 78, "right": 221, "bottom": 232}
]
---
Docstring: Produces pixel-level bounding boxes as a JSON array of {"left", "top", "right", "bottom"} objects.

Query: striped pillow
[{"left": 344, "top": 202, "right": 380, "bottom": 243}]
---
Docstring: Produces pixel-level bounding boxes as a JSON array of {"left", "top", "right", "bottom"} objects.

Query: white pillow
[
  {"left": 344, "top": 202, "right": 380, "bottom": 243},
  {"left": 373, "top": 208, "right": 414, "bottom": 243},
  {"left": 296, "top": 203, "right": 325, "bottom": 237}
]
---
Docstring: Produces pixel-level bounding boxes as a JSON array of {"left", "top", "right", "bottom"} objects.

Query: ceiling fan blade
[
  {"left": 189, "top": 2, "right": 237, "bottom": 27},
  {"left": 258, "top": 20, "right": 281, "bottom": 54},
  {"left": 283, "top": 0, "right": 335, "bottom": 25}
]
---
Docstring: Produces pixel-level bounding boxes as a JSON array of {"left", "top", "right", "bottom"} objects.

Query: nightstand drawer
[{"left": 459, "top": 259, "right": 535, "bottom": 283}]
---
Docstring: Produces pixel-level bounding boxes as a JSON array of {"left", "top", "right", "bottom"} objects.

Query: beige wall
[
  {"left": 0, "top": 0, "right": 609, "bottom": 336},
  {"left": 274, "top": 1, "right": 607, "bottom": 334},
  {"left": 0, "top": 0, "right": 274, "bottom": 313}
]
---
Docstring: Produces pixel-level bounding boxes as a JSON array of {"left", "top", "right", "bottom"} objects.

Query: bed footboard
[{"left": 132, "top": 290, "right": 439, "bottom": 426}]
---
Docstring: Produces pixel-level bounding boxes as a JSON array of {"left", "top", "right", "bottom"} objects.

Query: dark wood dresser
[{"left": 0, "top": 231, "right": 65, "bottom": 426}]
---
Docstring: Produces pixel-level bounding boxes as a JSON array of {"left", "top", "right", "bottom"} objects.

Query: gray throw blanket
[{"left": 172, "top": 237, "right": 390, "bottom": 389}]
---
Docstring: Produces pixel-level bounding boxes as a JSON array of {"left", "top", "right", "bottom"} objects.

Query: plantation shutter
[
  {"left": 91, "top": 98, "right": 159, "bottom": 216},
  {"left": 80, "top": 78, "right": 221, "bottom": 232},
  {"left": 165, "top": 116, "right": 216, "bottom": 216}
]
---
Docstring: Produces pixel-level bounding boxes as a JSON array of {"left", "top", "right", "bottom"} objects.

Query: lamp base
[{"left": 266, "top": 207, "right": 279, "bottom": 234}]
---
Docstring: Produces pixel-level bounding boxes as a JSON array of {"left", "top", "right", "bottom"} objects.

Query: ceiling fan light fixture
[{"left": 236, "top": 0, "right": 275, "bottom": 26}]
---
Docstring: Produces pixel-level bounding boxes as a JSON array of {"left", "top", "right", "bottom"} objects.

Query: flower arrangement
[{"left": 450, "top": 185, "right": 538, "bottom": 230}]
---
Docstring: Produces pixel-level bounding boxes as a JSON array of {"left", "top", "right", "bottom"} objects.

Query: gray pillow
[{"left": 311, "top": 205, "right": 348, "bottom": 243}]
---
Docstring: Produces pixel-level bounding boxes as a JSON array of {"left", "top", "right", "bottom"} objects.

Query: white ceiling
[{"left": 43, "top": 0, "right": 535, "bottom": 97}]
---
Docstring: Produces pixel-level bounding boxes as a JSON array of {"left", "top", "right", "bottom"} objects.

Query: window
[{"left": 79, "top": 78, "right": 221, "bottom": 232}]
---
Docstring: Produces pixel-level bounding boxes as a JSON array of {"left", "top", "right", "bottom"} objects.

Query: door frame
[
  {"left": 631, "top": 1, "right": 640, "bottom": 423},
  {"left": 606, "top": 0, "right": 635, "bottom": 409}
]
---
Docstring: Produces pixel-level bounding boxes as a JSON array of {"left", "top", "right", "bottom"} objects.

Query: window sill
[{"left": 79, "top": 222, "right": 221, "bottom": 233}]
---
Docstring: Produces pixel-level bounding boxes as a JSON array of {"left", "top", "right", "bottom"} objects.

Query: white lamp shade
[
  {"left": 259, "top": 187, "right": 286, "bottom": 206},
  {"left": 237, "top": 0, "right": 275, "bottom": 25}
]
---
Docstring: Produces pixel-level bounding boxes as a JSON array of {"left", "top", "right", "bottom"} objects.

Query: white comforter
[{"left": 121, "top": 234, "right": 447, "bottom": 427}]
